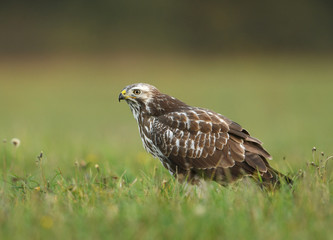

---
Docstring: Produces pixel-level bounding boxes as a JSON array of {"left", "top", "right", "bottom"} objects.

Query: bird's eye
[{"left": 133, "top": 89, "right": 141, "bottom": 95}]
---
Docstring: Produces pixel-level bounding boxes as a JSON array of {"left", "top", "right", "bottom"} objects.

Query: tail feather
[
  {"left": 242, "top": 149, "right": 293, "bottom": 188},
  {"left": 262, "top": 167, "right": 293, "bottom": 187}
]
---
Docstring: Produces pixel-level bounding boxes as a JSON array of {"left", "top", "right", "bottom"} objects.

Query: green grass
[{"left": 0, "top": 55, "right": 333, "bottom": 239}]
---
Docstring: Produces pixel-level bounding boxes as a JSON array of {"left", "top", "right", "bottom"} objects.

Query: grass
[{"left": 0, "top": 54, "right": 333, "bottom": 239}]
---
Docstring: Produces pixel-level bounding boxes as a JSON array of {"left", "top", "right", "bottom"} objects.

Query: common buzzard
[{"left": 119, "top": 83, "right": 291, "bottom": 186}]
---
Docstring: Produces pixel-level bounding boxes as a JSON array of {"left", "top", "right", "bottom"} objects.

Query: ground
[{"left": 0, "top": 55, "right": 332, "bottom": 239}]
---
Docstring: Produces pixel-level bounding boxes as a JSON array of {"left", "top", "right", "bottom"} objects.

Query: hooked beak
[{"left": 118, "top": 90, "right": 127, "bottom": 102}]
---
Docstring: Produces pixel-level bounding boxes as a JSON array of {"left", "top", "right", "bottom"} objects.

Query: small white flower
[
  {"left": 11, "top": 138, "right": 21, "bottom": 148},
  {"left": 95, "top": 164, "right": 100, "bottom": 173}
]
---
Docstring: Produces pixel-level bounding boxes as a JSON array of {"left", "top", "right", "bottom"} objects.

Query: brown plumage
[{"left": 118, "top": 83, "right": 292, "bottom": 187}]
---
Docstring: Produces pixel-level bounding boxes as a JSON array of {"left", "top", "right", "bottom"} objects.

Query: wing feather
[{"left": 152, "top": 108, "right": 271, "bottom": 173}]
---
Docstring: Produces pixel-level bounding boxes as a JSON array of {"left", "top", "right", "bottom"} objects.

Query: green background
[{"left": 1, "top": 1, "right": 333, "bottom": 239}]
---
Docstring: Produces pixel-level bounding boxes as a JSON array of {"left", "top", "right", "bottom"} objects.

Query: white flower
[{"left": 11, "top": 138, "right": 21, "bottom": 148}]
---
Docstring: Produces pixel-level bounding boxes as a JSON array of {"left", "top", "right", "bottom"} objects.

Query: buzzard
[{"left": 119, "top": 83, "right": 291, "bottom": 186}]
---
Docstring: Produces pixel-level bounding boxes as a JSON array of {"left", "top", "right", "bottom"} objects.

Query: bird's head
[
  {"left": 118, "top": 83, "right": 158, "bottom": 105},
  {"left": 119, "top": 83, "right": 187, "bottom": 117}
]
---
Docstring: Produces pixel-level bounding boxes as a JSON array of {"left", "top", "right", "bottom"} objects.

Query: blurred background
[
  {"left": 0, "top": 0, "right": 332, "bottom": 176},
  {"left": 1, "top": 0, "right": 333, "bottom": 55}
]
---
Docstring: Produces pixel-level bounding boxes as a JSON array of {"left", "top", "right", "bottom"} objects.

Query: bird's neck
[
  {"left": 144, "top": 94, "right": 189, "bottom": 116},
  {"left": 128, "top": 94, "right": 189, "bottom": 120}
]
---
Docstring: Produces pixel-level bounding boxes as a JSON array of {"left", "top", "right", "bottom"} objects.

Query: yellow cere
[
  {"left": 121, "top": 90, "right": 130, "bottom": 99},
  {"left": 121, "top": 89, "right": 136, "bottom": 99}
]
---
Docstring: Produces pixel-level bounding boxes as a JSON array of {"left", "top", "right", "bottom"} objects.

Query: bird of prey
[{"left": 119, "top": 83, "right": 291, "bottom": 186}]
